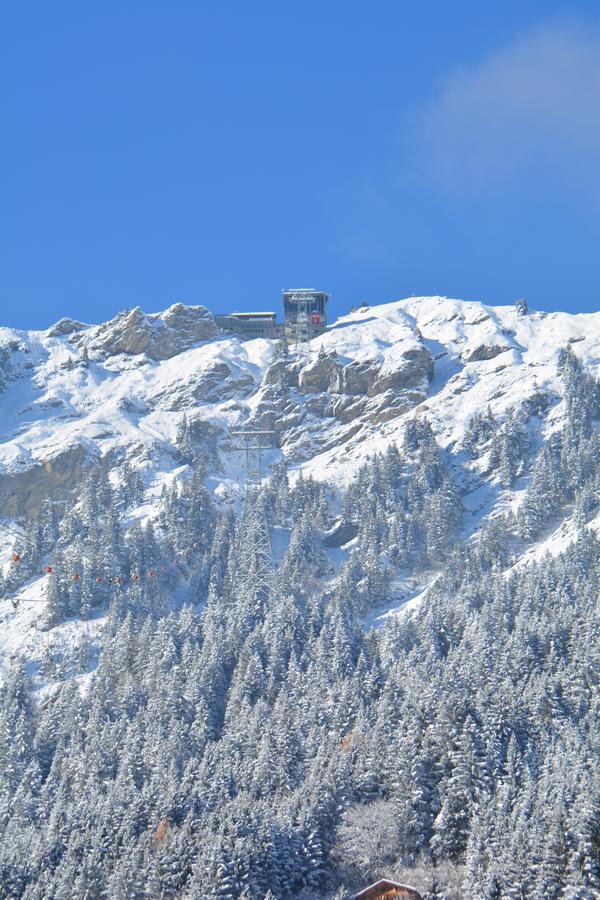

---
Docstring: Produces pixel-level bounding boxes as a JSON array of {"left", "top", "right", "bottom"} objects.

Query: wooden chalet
[{"left": 353, "top": 878, "right": 422, "bottom": 900}]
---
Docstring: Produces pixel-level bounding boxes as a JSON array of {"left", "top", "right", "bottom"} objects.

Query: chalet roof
[{"left": 354, "top": 878, "right": 421, "bottom": 898}]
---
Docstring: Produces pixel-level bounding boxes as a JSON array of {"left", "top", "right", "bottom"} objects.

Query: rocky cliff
[{"left": 0, "top": 295, "right": 598, "bottom": 518}]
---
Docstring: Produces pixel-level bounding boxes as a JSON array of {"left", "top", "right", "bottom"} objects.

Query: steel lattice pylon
[{"left": 231, "top": 430, "right": 275, "bottom": 601}]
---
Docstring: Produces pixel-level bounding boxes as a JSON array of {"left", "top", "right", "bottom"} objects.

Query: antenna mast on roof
[{"left": 230, "top": 430, "right": 275, "bottom": 603}]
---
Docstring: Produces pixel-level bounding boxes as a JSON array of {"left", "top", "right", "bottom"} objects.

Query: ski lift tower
[
  {"left": 282, "top": 289, "right": 329, "bottom": 357},
  {"left": 231, "top": 430, "right": 275, "bottom": 602}
]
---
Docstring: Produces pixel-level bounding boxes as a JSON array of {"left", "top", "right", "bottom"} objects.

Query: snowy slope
[
  {"left": 1, "top": 296, "right": 599, "bottom": 683},
  {"left": 1, "top": 297, "right": 598, "bottom": 498},
  {"left": 303, "top": 298, "right": 600, "bottom": 481}
]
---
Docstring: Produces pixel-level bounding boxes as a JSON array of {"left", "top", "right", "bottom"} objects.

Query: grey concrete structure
[{"left": 215, "top": 290, "right": 329, "bottom": 343}]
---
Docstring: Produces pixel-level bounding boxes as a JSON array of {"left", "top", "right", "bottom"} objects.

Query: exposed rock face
[
  {"left": 464, "top": 344, "right": 511, "bottom": 363},
  {"left": 0, "top": 346, "right": 11, "bottom": 392},
  {"left": 236, "top": 317, "right": 434, "bottom": 456},
  {"left": 298, "top": 354, "right": 340, "bottom": 393},
  {"left": 85, "top": 307, "right": 153, "bottom": 356},
  {"left": 78, "top": 304, "right": 216, "bottom": 360},
  {"left": 47, "top": 318, "right": 87, "bottom": 337},
  {"left": 261, "top": 357, "right": 301, "bottom": 396},
  {"left": 0, "top": 444, "right": 88, "bottom": 518},
  {"left": 299, "top": 343, "right": 433, "bottom": 401},
  {"left": 149, "top": 305, "right": 217, "bottom": 359},
  {"left": 247, "top": 325, "right": 434, "bottom": 460},
  {"left": 160, "top": 304, "right": 214, "bottom": 338},
  {"left": 191, "top": 363, "right": 255, "bottom": 403},
  {"left": 3, "top": 294, "right": 593, "bottom": 531},
  {"left": 323, "top": 520, "right": 358, "bottom": 547},
  {"left": 331, "top": 396, "right": 366, "bottom": 424},
  {"left": 148, "top": 361, "right": 257, "bottom": 411}
]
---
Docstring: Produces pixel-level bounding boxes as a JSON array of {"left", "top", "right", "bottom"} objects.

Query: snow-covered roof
[
  {"left": 226, "top": 311, "right": 277, "bottom": 318},
  {"left": 354, "top": 878, "right": 421, "bottom": 898}
]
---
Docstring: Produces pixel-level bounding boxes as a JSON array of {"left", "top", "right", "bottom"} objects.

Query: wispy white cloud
[{"left": 416, "top": 19, "right": 600, "bottom": 195}]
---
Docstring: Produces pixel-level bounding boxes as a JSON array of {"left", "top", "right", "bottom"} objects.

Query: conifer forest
[{"left": 0, "top": 302, "right": 599, "bottom": 899}]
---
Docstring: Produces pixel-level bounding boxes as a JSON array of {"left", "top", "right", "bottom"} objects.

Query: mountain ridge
[
  {"left": 1, "top": 296, "right": 598, "bottom": 496},
  {"left": 1, "top": 294, "right": 599, "bottom": 898}
]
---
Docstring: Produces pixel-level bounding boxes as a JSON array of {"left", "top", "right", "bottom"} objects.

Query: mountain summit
[
  {"left": 1, "top": 296, "right": 599, "bottom": 898},
  {"left": 1, "top": 296, "right": 597, "bottom": 506}
]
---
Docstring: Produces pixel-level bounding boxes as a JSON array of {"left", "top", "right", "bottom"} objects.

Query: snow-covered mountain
[
  {"left": 1, "top": 296, "right": 598, "bottom": 501},
  {"left": 2, "top": 295, "right": 599, "bottom": 899},
  {"left": 1, "top": 295, "right": 599, "bottom": 678}
]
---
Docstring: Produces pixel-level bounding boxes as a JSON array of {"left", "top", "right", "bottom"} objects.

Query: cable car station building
[
  {"left": 282, "top": 288, "right": 329, "bottom": 343},
  {"left": 213, "top": 311, "right": 282, "bottom": 339},
  {"left": 215, "top": 289, "right": 329, "bottom": 344}
]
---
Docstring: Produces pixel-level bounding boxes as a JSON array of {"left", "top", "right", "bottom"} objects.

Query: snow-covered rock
[
  {"left": 1, "top": 293, "right": 599, "bottom": 691},
  {"left": 0, "top": 296, "right": 598, "bottom": 514},
  {"left": 75, "top": 303, "right": 217, "bottom": 360},
  {"left": 47, "top": 317, "right": 88, "bottom": 337}
]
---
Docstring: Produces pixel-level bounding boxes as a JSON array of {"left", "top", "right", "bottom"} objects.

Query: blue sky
[{"left": 2, "top": 1, "right": 600, "bottom": 328}]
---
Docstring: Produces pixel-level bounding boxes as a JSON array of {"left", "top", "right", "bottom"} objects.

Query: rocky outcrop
[
  {"left": 323, "top": 520, "right": 358, "bottom": 547},
  {"left": 0, "top": 444, "right": 89, "bottom": 518},
  {"left": 331, "top": 396, "right": 367, "bottom": 424},
  {"left": 1, "top": 294, "right": 593, "bottom": 545},
  {"left": 245, "top": 331, "right": 433, "bottom": 464},
  {"left": 298, "top": 354, "right": 340, "bottom": 393},
  {"left": 463, "top": 344, "right": 511, "bottom": 363},
  {"left": 191, "top": 363, "right": 255, "bottom": 403},
  {"left": 78, "top": 304, "right": 216, "bottom": 360},
  {"left": 299, "top": 345, "right": 433, "bottom": 400},
  {"left": 0, "top": 346, "right": 11, "bottom": 392},
  {"left": 47, "top": 318, "right": 87, "bottom": 337},
  {"left": 147, "top": 360, "right": 257, "bottom": 411},
  {"left": 160, "top": 303, "right": 213, "bottom": 334}
]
